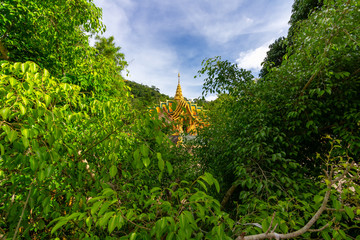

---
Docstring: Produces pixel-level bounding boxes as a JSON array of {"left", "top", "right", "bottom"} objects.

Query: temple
[{"left": 150, "top": 74, "right": 208, "bottom": 136}]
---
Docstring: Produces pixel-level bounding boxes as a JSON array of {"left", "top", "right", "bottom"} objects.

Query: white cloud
[
  {"left": 205, "top": 95, "right": 218, "bottom": 101},
  {"left": 96, "top": 0, "right": 133, "bottom": 44},
  {"left": 172, "top": 0, "right": 291, "bottom": 45},
  {"left": 235, "top": 41, "right": 272, "bottom": 71},
  {"left": 126, "top": 47, "right": 180, "bottom": 91},
  {"left": 93, "top": 0, "right": 293, "bottom": 99}
]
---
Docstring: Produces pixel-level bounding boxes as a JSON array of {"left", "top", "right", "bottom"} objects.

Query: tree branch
[
  {"left": 236, "top": 161, "right": 356, "bottom": 240},
  {"left": 221, "top": 183, "right": 239, "bottom": 209},
  {"left": 266, "top": 212, "right": 276, "bottom": 234},
  {"left": 308, "top": 218, "right": 335, "bottom": 232},
  {"left": 118, "top": 204, "right": 150, "bottom": 231},
  {"left": 236, "top": 186, "right": 331, "bottom": 240},
  {"left": 13, "top": 185, "right": 32, "bottom": 240},
  {"left": 0, "top": 40, "right": 9, "bottom": 60}
]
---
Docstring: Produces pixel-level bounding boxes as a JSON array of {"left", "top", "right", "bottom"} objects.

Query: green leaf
[
  {"left": 197, "top": 179, "right": 208, "bottom": 192},
  {"left": 0, "top": 144, "right": 4, "bottom": 155},
  {"left": 141, "top": 144, "right": 149, "bottom": 157},
  {"left": 21, "top": 62, "right": 29, "bottom": 74},
  {"left": 261, "top": 218, "right": 270, "bottom": 232},
  {"left": 157, "top": 152, "right": 164, "bottom": 171},
  {"left": 166, "top": 232, "right": 174, "bottom": 240},
  {"left": 43, "top": 69, "right": 50, "bottom": 78},
  {"left": 99, "top": 211, "right": 115, "bottom": 227},
  {"left": 201, "top": 172, "right": 214, "bottom": 185},
  {"left": 51, "top": 220, "right": 68, "bottom": 234},
  {"left": 108, "top": 215, "right": 117, "bottom": 233},
  {"left": 22, "top": 136, "right": 29, "bottom": 148},
  {"left": 279, "top": 221, "right": 288, "bottom": 233},
  {"left": 30, "top": 157, "right": 38, "bottom": 171},
  {"left": 345, "top": 206, "right": 354, "bottom": 219},
  {"left": 66, "top": 212, "right": 81, "bottom": 221},
  {"left": 14, "top": 62, "right": 21, "bottom": 71},
  {"left": 143, "top": 157, "right": 150, "bottom": 167},
  {"left": 8, "top": 130, "right": 18, "bottom": 143},
  {"left": 109, "top": 165, "right": 118, "bottom": 178},
  {"left": 133, "top": 149, "right": 142, "bottom": 169},
  {"left": 333, "top": 199, "right": 342, "bottom": 210},
  {"left": 166, "top": 161, "right": 173, "bottom": 175},
  {"left": 2, "top": 125, "right": 10, "bottom": 135},
  {"left": 1, "top": 107, "right": 10, "bottom": 120},
  {"left": 45, "top": 95, "right": 51, "bottom": 107},
  {"left": 102, "top": 188, "right": 116, "bottom": 197},
  {"left": 338, "top": 229, "right": 347, "bottom": 239},
  {"left": 150, "top": 187, "right": 162, "bottom": 193},
  {"left": 91, "top": 201, "right": 103, "bottom": 216},
  {"left": 98, "top": 201, "right": 113, "bottom": 217},
  {"left": 9, "top": 77, "right": 17, "bottom": 86},
  {"left": 306, "top": 120, "right": 313, "bottom": 128},
  {"left": 29, "top": 62, "right": 38, "bottom": 73},
  {"left": 213, "top": 178, "right": 220, "bottom": 193},
  {"left": 157, "top": 172, "right": 163, "bottom": 182},
  {"left": 86, "top": 217, "right": 92, "bottom": 229},
  {"left": 19, "top": 104, "right": 26, "bottom": 115},
  {"left": 88, "top": 196, "right": 106, "bottom": 203},
  {"left": 314, "top": 195, "right": 323, "bottom": 204},
  {"left": 321, "top": 231, "right": 331, "bottom": 240},
  {"left": 38, "top": 170, "right": 45, "bottom": 182},
  {"left": 45, "top": 166, "right": 54, "bottom": 178},
  {"left": 129, "top": 232, "right": 137, "bottom": 240}
]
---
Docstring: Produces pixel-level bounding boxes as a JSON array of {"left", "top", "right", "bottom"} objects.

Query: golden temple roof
[{"left": 149, "top": 73, "right": 209, "bottom": 137}]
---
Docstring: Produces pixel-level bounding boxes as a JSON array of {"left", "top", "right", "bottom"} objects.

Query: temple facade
[{"left": 150, "top": 74, "right": 207, "bottom": 136}]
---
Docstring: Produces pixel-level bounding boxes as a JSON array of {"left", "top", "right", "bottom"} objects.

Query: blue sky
[{"left": 94, "top": 0, "right": 294, "bottom": 100}]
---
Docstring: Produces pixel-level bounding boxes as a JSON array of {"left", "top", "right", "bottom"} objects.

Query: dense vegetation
[
  {"left": 0, "top": 0, "right": 359, "bottom": 240},
  {"left": 259, "top": 0, "right": 323, "bottom": 77},
  {"left": 125, "top": 81, "right": 171, "bottom": 111}
]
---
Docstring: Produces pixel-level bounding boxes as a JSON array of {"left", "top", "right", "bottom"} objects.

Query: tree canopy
[
  {"left": 125, "top": 80, "right": 171, "bottom": 111},
  {"left": 260, "top": 0, "right": 323, "bottom": 76},
  {"left": 0, "top": 0, "right": 104, "bottom": 76}
]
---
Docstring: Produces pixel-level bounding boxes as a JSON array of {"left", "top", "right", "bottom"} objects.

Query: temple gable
[{"left": 150, "top": 74, "right": 208, "bottom": 136}]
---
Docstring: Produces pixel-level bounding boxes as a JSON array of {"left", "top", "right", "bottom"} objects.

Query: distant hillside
[{"left": 125, "top": 80, "right": 171, "bottom": 111}]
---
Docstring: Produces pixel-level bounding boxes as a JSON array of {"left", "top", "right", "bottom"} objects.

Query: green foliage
[
  {"left": 259, "top": 37, "right": 287, "bottom": 77},
  {"left": 0, "top": 0, "right": 104, "bottom": 75},
  {"left": 0, "top": 0, "right": 359, "bottom": 239},
  {"left": 260, "top": 0, "right": 323, "bottom": 76},
  {"left": 0, "top": 61, "right": 128, "bottom": 238},
  {"left": 60, "top": 35, "right": 129, "bottom": 100},
  {"left": 94, "top": 35, "right": 127, "bottom": 71},
  {"left": 125, "top": 80, "right": 171, "bottom": 111},
  {"left": 195, "top": 0, "right": 360, "bottom": 238},
  {"left": 0, "top": 0, "right": 130, "bottom": 102},
  {"left": 289, "top": 0, "right": 323, "bottom": 28},
  {"left": 0, "top": 61, "right": 208, "bottom": 239}
]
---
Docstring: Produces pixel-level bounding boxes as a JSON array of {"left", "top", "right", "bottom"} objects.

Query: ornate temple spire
[{"left": 174, "top": 73, "right": 183, "bottom": 101}]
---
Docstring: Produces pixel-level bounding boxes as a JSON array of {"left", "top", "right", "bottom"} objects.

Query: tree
[
  {"left": 195, "top": 0, "right": 360, "bottom": 238},
  {"left": 94, "top": 35, "right": 127, "bottom": 72},
  {"left": 260, "top": 0, "right": 323, "bottom": 77},
  {"left": 60, "top": 35, "right": 129, "bottom": 99},
  {"left": 0, "top": 0, "right": 104, "bottom": 76},
  {"left": 125, "top": 80, "right": 171, "bottom": 111},
  {"left": 259, "top": 37, "right": 287, "bottom": 77},
  {"left": 288, "top": 0, "right": 323, "bottom": 28}
]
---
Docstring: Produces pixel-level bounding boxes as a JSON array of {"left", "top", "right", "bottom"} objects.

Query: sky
[{"left": 93, "top": 0, "right": 294, "bottom": 100}]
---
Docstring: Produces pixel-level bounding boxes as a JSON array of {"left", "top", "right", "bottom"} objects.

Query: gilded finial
[{"left": 174, "top": 73, "right": 183, "bottom": 101}]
